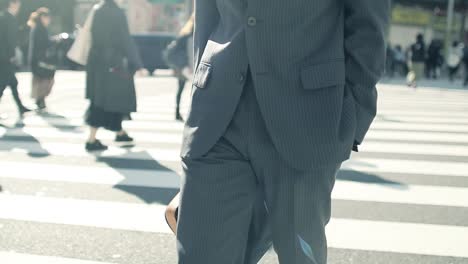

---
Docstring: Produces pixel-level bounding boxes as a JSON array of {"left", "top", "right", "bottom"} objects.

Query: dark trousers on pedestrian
[
  {"left": 448, "top": 65, "right": 459, "bottom": 82},
  {"left": 176, "top": 78, "right": 186, "bottom": 117},
  {"left": 177, "top": 73, "right": 341, "bottom": 264},
  {"left": 463, "top": 62, "right": 468, "bottom": 86},
  {"left": 0, "top": 73, "right": 25, "bottom": 112}
]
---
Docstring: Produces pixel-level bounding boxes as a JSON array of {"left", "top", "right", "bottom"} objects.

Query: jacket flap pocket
[
  {"left": 193, "top": 62, "right": 212, "bottom": 89},
  {"left": 301, "top": 60, "right": 345, "bottom": 90}
]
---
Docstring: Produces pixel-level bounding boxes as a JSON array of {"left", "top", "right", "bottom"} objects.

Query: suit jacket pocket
[
  {"left": 193, "top": 62, "right": 212, "bottom": 89},
  {"left": 301, "top": 59, "right": 345, "bottom": 90}
]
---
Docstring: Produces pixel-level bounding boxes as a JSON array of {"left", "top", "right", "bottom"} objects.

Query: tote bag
[{"left": 67, "top": 7, "right": 96, "bottom": 66}]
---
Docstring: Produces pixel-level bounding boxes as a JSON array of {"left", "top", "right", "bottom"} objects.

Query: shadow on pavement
[
  {"left": 93, "top": 150, "right": 179, "bottom": 205},
  {"left": 37, "top": 111, "right": 82, "bottom": 133},
  {"left": 337, "top": 169, "right": 408, "bottom": 189},
  {"left": 375, "top": 114, "right": 404, "bottom": 123},
  {"left": 0, "top": 121, "right": 50, "bottom": 158}
]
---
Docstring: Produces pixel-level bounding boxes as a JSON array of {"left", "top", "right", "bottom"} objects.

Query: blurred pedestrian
[
  {"left": 447, "top": 41, "right": 463, "bottom": 82},
  {"left": 426, "top": 39, "right": 443, "bottom": 79},
  {"left": 0, "top": 0, "right": 32, "bottom": 117},
  {"left": 85, "top": 0, "right": 143, "bottom": 152},
  {"left": 407, "top": 34, "right": 426, "bottom": 88},
  {"left": 386, "top": 44, "right": 395, "bottom": 77},
  {"left": 462, "top": 43, "right": 468, "bottom": 87},
  {"left": 392, "top": 45, "right": 408, "bottom": 77},
  {"left": 394, "top": 45, "right": 408, "bottom": 76},
  {"left": 163, "top": 13, "right": 194, "bottom": 121},
  {"left": 28, "top": 7, "right": 56, "bottom": 111}
]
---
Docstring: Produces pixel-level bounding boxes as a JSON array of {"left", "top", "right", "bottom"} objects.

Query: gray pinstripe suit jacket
[{"left": 181, "top": 0, "right": 390, "bottom": 170}]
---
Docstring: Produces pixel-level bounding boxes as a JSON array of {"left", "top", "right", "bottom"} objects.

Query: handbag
[
  {"left": 162, "top": 36, "right": 189, "bottom": 70},
  {"left": 67, "top": 7, "right": 96, "bottom": 66}
]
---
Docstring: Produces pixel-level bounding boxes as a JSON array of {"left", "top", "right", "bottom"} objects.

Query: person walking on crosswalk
[
  {"left": 84, "top": 0, "right": 143, "bottom": 152},
  {"left": 407, "top": 34, "right": 426, "bottom": 88},
  {"left": 175, "top": 1, "right": 390, "bottom": 264},
  {"left": 163, "top": 14, "right": 194, "bottom": 122},
  {"left": 0, "top": 0, "right": 32, "bottom": 117},
  {"left": 27, "top": 7, "right": 56, "bottom": 112}
]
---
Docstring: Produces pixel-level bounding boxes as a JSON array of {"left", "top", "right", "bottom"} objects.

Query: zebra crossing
[{"left": 0, "top": 72, "right": 467, "bottom": 264}]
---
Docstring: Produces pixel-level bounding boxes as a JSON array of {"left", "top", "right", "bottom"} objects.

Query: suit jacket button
[{"left": 247, "top": 17, "right": 257, "bottom": 26}]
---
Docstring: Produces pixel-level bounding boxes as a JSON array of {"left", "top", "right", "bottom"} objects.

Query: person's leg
[
  {"left": 0, "top": 83, "right": 7, "bottom": 100},
  {"left": 406, "top": 63, "right": 416, "bottom": 87},
  {"left": 88, "top": 126, "right": 99, "bottom": 143},
  {"left": 269, "top": 165, "right": 340, "bottom": 264},
  {"left": 114, "top": 115, "right": 134, "bottom": 142},
  {"left": 165, "top": 193, "right": 180, "bottom": 234},
  {"left": 243, "top": 191, "right": 273, "bottom": 264},
  {"left": 0, "top": 83, "right": 5, "bottom": 118},
  {"left": 166, "top": 190, "right": 272, "bottom": 263},
  {"left": 36, "top": 98, "right": 45, "bottom": 109},
  {"left": 177, "top": 71, "right": 273, "bottom": 263},
  {"left": 449, "top": 67, "right": 455, "bottom": 82},
  {"left": 85, "top": 126, "right": 108, "bottom": 151},
  {"left": 250, "top": 131, "right": 339, "bottom": 264},
  {"left": 84, "top": 104, "right": 108, "bottom": 151},
  {"left": 177, "top": 138, "right": 258, "bottom": 264},
  {"left": 242, "top": 71, "right": 340, "bottom": 263},
  {"left": 7, "top": 75, "right": 30, "bottom": 114},
  {"left": 464, "top": 63, "right": 468, "bottom": 86},
  {"left": 175, "top": 77, "right": 186, "bottom": 121},
  {"left": 249, "top": 130, "right": 340, "bottom": 264},
  {"left": 431, "top": 63, "right": 436, "bottom": 79}
]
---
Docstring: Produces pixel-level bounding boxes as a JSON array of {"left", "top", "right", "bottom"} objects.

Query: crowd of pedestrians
[
  {"left": 1, "top": 1, "right": 57, "bottom": 114},
  {"left": 0, "top": 0, "right": 194, "bottom": 152},
  {"left": 387, "top": 33, "right": 468, "bottom": 88}
]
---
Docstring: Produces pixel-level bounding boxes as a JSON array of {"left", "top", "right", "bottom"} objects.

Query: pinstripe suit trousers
[{"left": 177, "top": 72, "right": 341, "bottom": 264}]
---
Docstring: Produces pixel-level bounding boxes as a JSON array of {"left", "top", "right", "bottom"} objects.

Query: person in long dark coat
[
  {"left": 28, "top": 7, "right": 55, "bottom": 111},
  {"left": 426, "top": 40, "right": 443, "bottom": 79},
  {"left": 85, "top": 0, "right": 142, "bottom": 151},
  {"left": 0, "top": 0, "right": 31, "bottom": 117}
]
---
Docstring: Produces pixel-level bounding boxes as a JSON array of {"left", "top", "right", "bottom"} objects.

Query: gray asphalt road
[{"left": 0, "top": 71, "right": 467, "bottom": 264}]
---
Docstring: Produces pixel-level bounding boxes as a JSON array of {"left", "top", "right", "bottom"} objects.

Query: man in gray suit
[{"left": 177, "top": 0, "right": 390, "bottom": 263}]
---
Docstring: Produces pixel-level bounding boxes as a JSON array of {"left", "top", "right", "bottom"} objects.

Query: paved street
[{"left": 0, "top": 71, "right": 467, "bottom": 264}]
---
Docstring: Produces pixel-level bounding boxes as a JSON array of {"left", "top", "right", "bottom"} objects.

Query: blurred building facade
[
  {"left": 74, "top": 0, "right": 189, "bottom": 34},
  {"left": 21, "top": 0, "right": 468, "bottom": 50},
  {"left": 390, "top": 0, "right": 468, "bottom": 48}
]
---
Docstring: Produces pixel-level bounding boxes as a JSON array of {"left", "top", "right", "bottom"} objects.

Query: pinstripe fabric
[
  {"left": 177, "top": 74, "right": 340, "bottom": 264},
  {"left": 181, "top": 0, "right": 390, "bottom": 171}
]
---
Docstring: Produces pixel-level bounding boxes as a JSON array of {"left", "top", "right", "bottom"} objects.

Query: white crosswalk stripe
[
  {"left": 0, "top": 74, "right": 467, "bottom": 263},
  {"left": 0, "top": 252, "right": 118, "bottom": 264}
]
